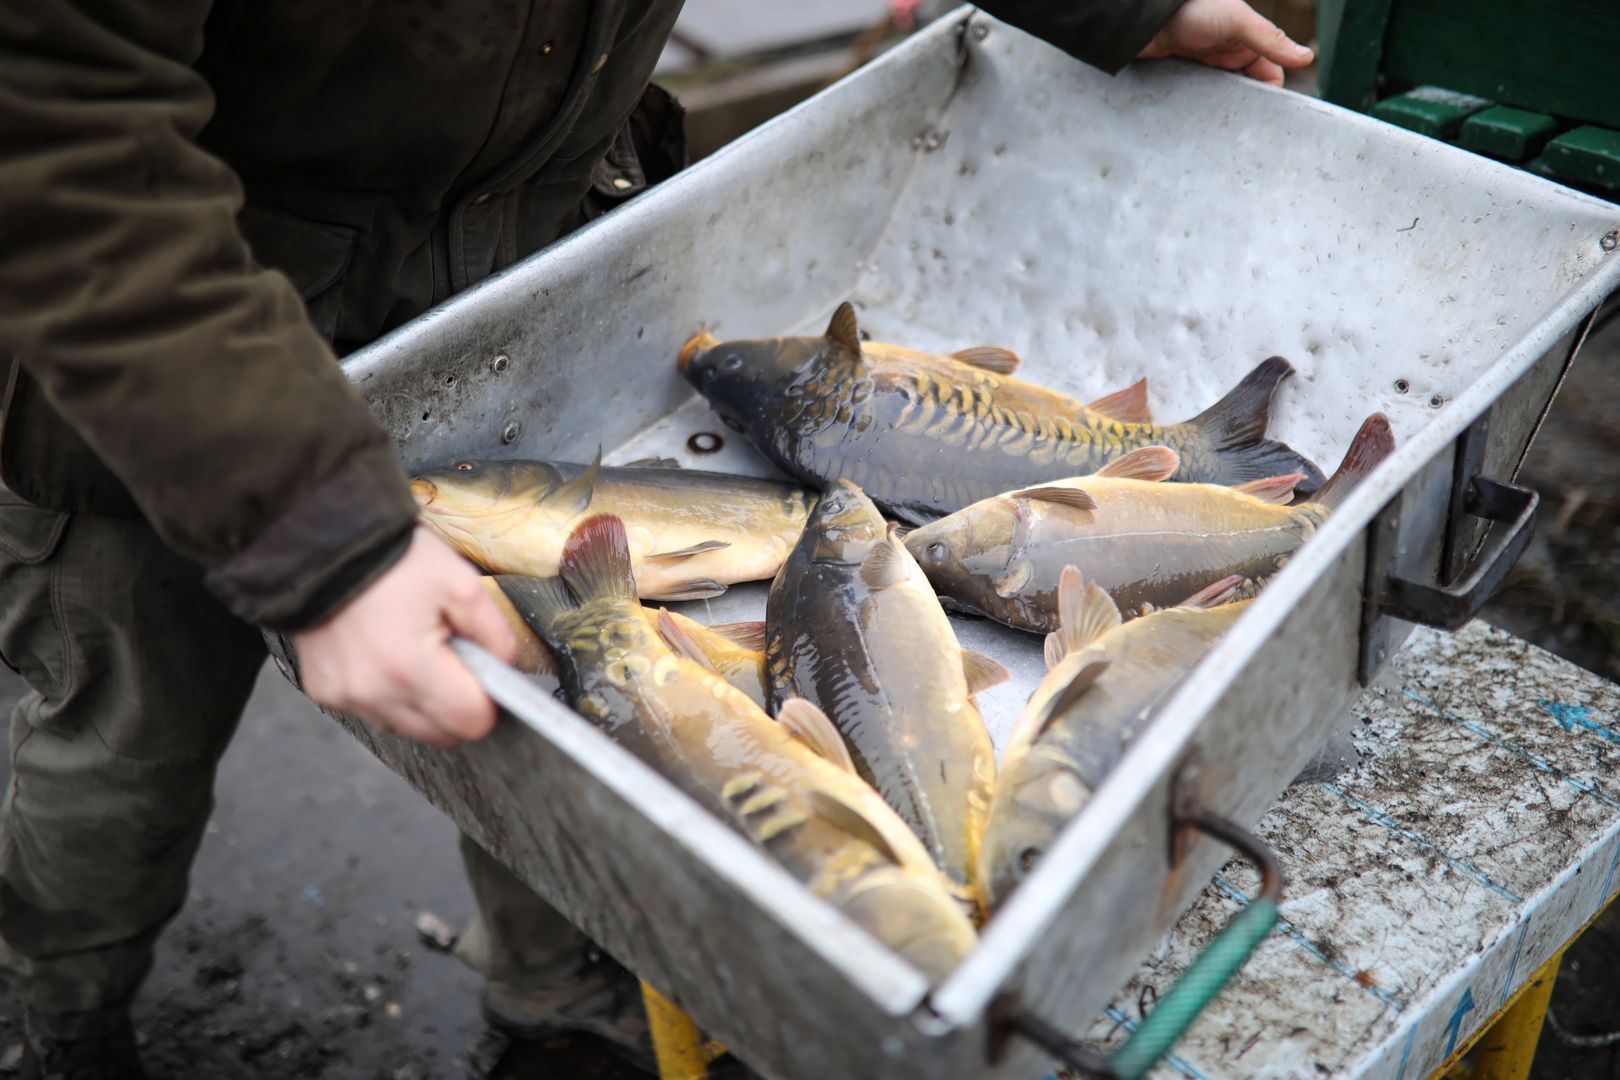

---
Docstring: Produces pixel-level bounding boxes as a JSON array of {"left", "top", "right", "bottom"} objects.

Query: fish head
[
  {"left": 680, "top": 328, "right": 837, "bottom": 433},
  {"left": 839, "top": 866, "right": 978, "bottom": 984},
  {"left": 800, "top": 480, "right": 888, "bottom": 563},
  {"left": 978, "top": 744, "right": 1091, "bottom": 910},
  {"left": 410, "top": 459, "right": 573, "bottom": 558},
  {"left": 904, "top": 500, "right": 1020, "bottom": 598}
]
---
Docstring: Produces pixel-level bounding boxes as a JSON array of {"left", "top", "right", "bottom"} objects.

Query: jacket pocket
[
  {"left": 0, "top": 486, "right": 69, "bottom": 565},
  {"left": 237, "top": 203, "right": 359, "bottom": 342}
]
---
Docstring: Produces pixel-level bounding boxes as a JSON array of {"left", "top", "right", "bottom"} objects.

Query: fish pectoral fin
[
  {"left": 709, "top": 620, "right": 768, "bottom": 651},
  {"left": 1055, "top": 566, "right": 1122, "bottom": 656},
  {"left": 496, "top": 574, "right": 577, "bottom": 633},
  {"left": 1013, "top": 486, "right": 1098, "bottom": 514},
  {"left": 1178, "top": 574, "right": 1247, "bottom": 609},
  {"left": 655, "top": 609, "right": 717, "bottom": 671},
  {"left": 1093, "top": 446, "right": 1180, "bottom": 482},
  {"left": 1042, "top": 632, "right": 1064, "bottom": 671},
  {"left": 949, "top": 346, "right": 1021, "bottom": 374},
  {"left": 961, "top": 649, "right": 1010, "bottom": 695},
  {"left": 1032, "top": 658, "right": 1112, "bottom": 739},
  {"left": 825, "top": 301, "right": 862, "bottom": 356},
  {"left": 777, "top": 698, "right": 858, "bottom": 774},
  {"left": 1231, "top": 473, "right": 1306, "bottom": 505},
  {"left": 645, "top": 539, "right": 732, "bottom": 560},
  {"left": 859, "top": 537, "right": 908, "bottom": 590},
  {"left": 654, "top": 580, "right": 729, "bottom": 601},
  {"left": 538, "top": 447, "right": 601, "bottom": 516},
  {"left": 1086, "top": 377, "right": 1153, "bottom": 423},
  {"left": 808, "top": 790, "right": 903, "bottom": 866},
  {"left": 992, "top": 559, "right": 1033, "bottom": 599}
]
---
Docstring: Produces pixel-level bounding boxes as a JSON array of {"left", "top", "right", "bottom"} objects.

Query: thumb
[
  {"left": 1230, "top": 7, "right": 1314, "bottom": 67},
  {"left": 445, "top": 577, "right": 520, "bottom": 663}
]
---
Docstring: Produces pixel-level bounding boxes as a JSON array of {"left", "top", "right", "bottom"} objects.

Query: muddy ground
[{"left": 0, "top": 307, "right": 1615, "bottom": 1080}]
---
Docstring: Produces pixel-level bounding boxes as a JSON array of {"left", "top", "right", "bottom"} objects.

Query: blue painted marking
[
  {"left": 1539, "top": 700, "right": 1620, "bottom": 744},
  {"left": 1212, "top": 875, "right": 1406, "bottom": 1011},
  {"left": 1602, "top": 834, "right": 1620, "bottom": 903},
  {"left": 1405, "top": 690, "right": 1620, "bottom": 810},
  {"left": 1497, "top": 920, "right": 1531, "bottom": 1009},
  {"left": 1323, "top": 784, "right": 1524, "bottom": 904},
  {"left": 1393, "top": 1021, "right": 1418, "bottom": 1080},
  {"left": 1442, "top": 987, "right": 1476, "bottom": 1056},
  {"left": 1102, "top": 1005, "right": 1209, "bottom": 1080}
]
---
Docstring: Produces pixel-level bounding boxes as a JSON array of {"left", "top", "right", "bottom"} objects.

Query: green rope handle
[
  {"left": 1004, "top": 810, "right": 1282, "bottom": 1080},
  {"left": 1108, "top": 893, "right": 1279, "bottom": 1079}
]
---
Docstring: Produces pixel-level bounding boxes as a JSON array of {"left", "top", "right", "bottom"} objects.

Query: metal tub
[{"left": 306, "top": 10, "right": 1620, "bottom": 1078}]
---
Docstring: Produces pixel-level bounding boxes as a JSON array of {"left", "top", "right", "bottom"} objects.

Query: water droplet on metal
[{"left": 1602, "top": 230, "right": 1617, "bottom": 253}]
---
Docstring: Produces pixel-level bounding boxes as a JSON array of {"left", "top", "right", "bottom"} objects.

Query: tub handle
[{"left": 1376, "top": 476, "right": 1539, "bottom": 631}]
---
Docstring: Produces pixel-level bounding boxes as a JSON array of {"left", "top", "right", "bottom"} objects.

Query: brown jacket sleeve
[
  {"left": 975, "top": 0, "right": 1190, "bottom": 74},
  {"left": 0, "top": 2, "right": 419, "bottom": 630}
]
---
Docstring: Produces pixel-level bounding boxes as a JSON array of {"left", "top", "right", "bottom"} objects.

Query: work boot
[
  {"left": 18, "top": 1008, "right": 145, "bottom": 1080},
  {"left": 478, "top": 947, "right": 654, "bottom": 1070}
]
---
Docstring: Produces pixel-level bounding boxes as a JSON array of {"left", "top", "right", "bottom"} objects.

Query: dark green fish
[{"left": 680, "top": 302, "right": 1324, "bottom": 523}]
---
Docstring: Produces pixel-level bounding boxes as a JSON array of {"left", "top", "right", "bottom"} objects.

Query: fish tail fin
[
  {"left": 1185, "top": 357, "right": 1327, "bottom": 496},
  {"left": 495, "top": 574, "right": 578, "bottom": 635},
  {"left": 559, "top": 514, "right": 638, "bottom": 602},
  {"left": 1311, "top": 413, "right": 1397, "bottom": 512}
]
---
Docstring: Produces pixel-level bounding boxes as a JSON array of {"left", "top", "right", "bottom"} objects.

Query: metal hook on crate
[{"left": 994, "top": 810, "right": 1282, "bottom": 1080}]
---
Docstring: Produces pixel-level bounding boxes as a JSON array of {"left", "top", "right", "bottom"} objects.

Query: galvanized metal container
[{"left": 294, "top": 10, "right": 1620, "bottom": 1077}]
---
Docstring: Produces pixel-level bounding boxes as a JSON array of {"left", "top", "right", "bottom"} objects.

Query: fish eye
[
  {"left": 924, "top": 542, "right": 947, "bottom": 564},
  {"left": 720, "top": 353, "right": 745, "bottom": 372},
  {"left": 822, "top": 494, "right": 847, "bottom": 514},
  {"left": 1017, "top": 847, "right": 1041, "bottom": 873},
  {"left": 455, "top": 462, "right": 474, "bottom": 472}
]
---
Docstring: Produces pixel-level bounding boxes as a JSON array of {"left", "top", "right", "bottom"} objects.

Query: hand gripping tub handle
[
  {"left": 997, "top": 811, "right": 1282, "bottom": 1080},
  {"left": 1378, "top": 476, "right": 1539, "bottom": 631}
]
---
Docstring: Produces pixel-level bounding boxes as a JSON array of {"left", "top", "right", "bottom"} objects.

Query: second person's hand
[{"left": 1138, "top": 0, "right": 1315, "bottom": 87}]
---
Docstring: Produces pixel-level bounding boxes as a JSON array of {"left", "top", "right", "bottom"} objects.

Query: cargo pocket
[
  {"left": 237, "top": 203, "right": 359, "bottom": 343},
  {"left": 0, "top": 487, "right": 70, "bottom": 693}
]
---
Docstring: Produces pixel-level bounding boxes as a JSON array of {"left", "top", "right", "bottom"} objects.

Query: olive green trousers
[{"left": 0, "top": 489, "right": 584, "bottom": 1037}]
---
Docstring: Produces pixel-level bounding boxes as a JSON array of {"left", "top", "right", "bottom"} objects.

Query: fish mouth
[
  {"left": 678, "top": 329, "right": 718, "bottom": 372},
  {"left": 409, "top": 478, "right": 437, "bottom": 507}
]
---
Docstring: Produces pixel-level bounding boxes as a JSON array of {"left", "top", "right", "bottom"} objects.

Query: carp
[
  {"left": 680, "top": 302, "right": 1324, "bottom": 523},
  {"left": 413, "top": 457, "right": 813, "bottom": 600},
  {"left": 499, "top": 515, "right": 976, "bottom": 982},
  {"left": 767, "top": 480, "right": 1005, "bottom": 916},
  {"left": 906, "top": 414, "right": 1395, "bottom": 632},
  {"left": 978, "top": 570, "right": 1251, "bottom": 910}
]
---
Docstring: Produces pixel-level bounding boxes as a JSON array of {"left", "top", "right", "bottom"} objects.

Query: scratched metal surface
[
  {"left": 317, "top": 10, "right": 1620, "bottom": 1079},
  {"left": 1084, "top": 622, "right": 1620, "bottom": 1079}
]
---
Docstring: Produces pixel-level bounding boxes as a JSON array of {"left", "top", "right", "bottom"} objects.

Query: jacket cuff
[
  {"left": 204, "top": 447, "right": 420, "bottom": 631},
  {"left": 978, "top": 0, "right": 1191, "bottom": 75}
]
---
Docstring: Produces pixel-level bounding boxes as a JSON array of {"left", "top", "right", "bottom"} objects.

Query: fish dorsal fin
[
  {"left": 1178, "top": 574, "right": 1247, "bottom": 609},
  {"left": 559, "top": 514, "right": 637, "bottom": 601},
  {"left": 645, "top": 538, "right": 732, "bottom": 561},
  {"left": 809, "top": 790, "right": 903, "bottom": 865},
  {"left": 656, "top": 579, "right": 728, "bottom": 601},
  {"left": 708, "top": 620, "right": 768, "bottom": 651},
  {"left": 1094, "top": 446, "right": 1179, "bottom": 482},
  {"left": 1312, "top": 413, "right": 1396, "bottom": 512},
  {"left": 538, "top": 448, "right": 601, "bottom": 516},
  {"left": 778, "top": 698, "right": 858, "bottom": 774},
  {"left": 950, "top": 346, "right": 1020, "bottom": 374},
  {"left": 1231, "top": 473, "right": 1305, "bottom": 505},
  {"left": 495, "top": 574, "right": 578, "bottom": 635},
  {"left": 825, "top": 301, "right": 862, "bottom": 355},
  {"left": 859, "top": 533, "right": 909, "bottom": 590},
  {"left": 1086, "top": 377, "right": 1152, "bottom": 423},
  {"left": 1014, "top": 485, "right": 1098, "bottom": 514},
  {"left": 655, "top": 609, "right": 717, "bottom": 671},
  {"left": 962, "top": 649, "right": 1010, "bottom": 694},
  {"left": 1031, "top": 658, "right": 1112, "bottom": 740},
  {"left": 1054, "top": 565, "right": 1122, "bottom": 657}
]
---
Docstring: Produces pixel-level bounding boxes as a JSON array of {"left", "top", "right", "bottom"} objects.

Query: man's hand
[
  {"left": 1138, "top": 0, "right": 1314, "bottom": 87},
  {"left": 295, "top": 527, "right": 518, "bottom": 747}
]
